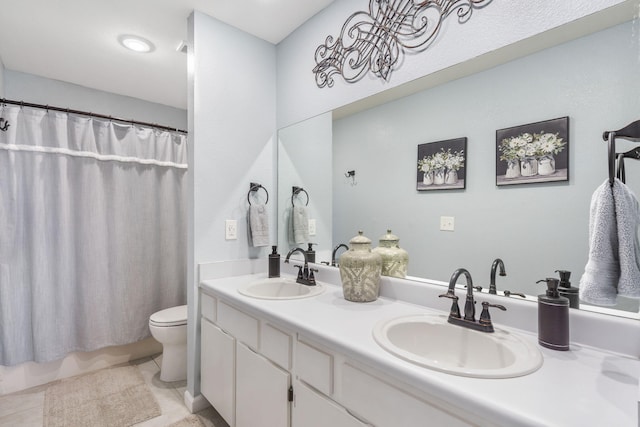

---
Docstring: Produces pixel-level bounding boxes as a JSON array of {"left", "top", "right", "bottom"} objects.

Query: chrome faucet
[
  {"left": 489, "top": 258, "right": 506, "bottom": 295},
  {"left": 285, "top": 247, "right": 317, "bottom": 286},
  {"left": 331, "top": 243, "right": 349, "bottom": 267},
  {"left": 439, "top": 268, "right": 506, "bottom": 332}
]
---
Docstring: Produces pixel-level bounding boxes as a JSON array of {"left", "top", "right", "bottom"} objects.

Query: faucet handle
[
  {"left": 503, "top": 290, "right": 526, "bottom": 298},
  {"left": 439, "top": 293, "right": 461, "bottom": 318},
  {"left": 464, "top": 284, "right": 483, "bottom": 292},
  {"left": 293, "top": 264, "right": 304, "bottom": 280},
  {"left": 479, "top": 301, "right": 507, "bottom": 330}
]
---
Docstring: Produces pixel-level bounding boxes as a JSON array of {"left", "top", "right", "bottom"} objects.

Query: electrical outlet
[
  {"left": 225, "top": 220, "right": 237, "bottom": 240},
  {"left": 308, "top": 219, "right": 317, "bottom": 236},
  {"left": 440, "top": 216, "right": 455, "bottom": 231}
]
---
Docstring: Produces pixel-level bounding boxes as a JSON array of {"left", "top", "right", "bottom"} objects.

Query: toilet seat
[{"left": 149, "top": 305, "right": 187, "bottom": 327}]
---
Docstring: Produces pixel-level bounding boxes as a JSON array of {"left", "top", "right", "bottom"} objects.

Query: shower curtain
[{"left": 0, "top": 105, "right": 187, "bottom": 366}]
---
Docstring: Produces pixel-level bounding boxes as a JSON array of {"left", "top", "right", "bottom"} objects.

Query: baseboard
[{"left": 184, "top": 390, "right": 211, "bottom": 413}]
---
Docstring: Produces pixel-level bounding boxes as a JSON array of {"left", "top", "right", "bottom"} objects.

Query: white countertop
[{"left": 200, "top": 268, "right": 639, "bottom": 427}]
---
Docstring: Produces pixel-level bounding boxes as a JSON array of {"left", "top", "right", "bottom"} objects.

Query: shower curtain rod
[{"left": 0, "top": 97, "right": 187, "bottom": 134}]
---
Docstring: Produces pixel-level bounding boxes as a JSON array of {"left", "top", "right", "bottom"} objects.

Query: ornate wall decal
[{"left": 313, "top": 0, "right": 493, "bottom": 88}]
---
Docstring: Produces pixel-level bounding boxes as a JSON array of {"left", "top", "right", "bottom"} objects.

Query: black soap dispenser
[
  {"left": 268, "top": 246, "right": 280, "bottom": 278},
  {"left": 536, "top": 278, "right": 570, "bottom": 351},
  {"left": 306, "top": 243, "right": 317, "bottom": 264},
  {"left": 556, "top": 269, "right": 579, "bottom": 309}
]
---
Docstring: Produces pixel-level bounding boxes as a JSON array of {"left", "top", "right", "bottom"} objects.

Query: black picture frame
[
  {"left": 496, "top": 117, "right": 569, "bottom": 186},
  {"left": 417, "top": 137, "right": 467, "bottom": 191}
]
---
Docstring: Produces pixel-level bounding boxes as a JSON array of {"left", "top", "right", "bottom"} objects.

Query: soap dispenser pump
[
  {"left": 268, "top": 246, "right": 280, "bottom": 278},
  {"left": 536, "top": 278, "right": 569, "bottom": 351},
  {"left": 306, "top": 243, "right": 317, "bottom": 264}
]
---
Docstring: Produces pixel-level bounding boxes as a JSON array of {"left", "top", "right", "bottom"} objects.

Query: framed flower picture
[
  {"left": 417, "top": 137, "right": 467, "bottom": 191},
  {"left": 496, "top": 117, "right": 569, "bottom": 186}
]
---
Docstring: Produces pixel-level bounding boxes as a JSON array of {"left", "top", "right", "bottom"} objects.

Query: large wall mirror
[{"left": 278, "top": 11, "right": 640, "bottom": 316}]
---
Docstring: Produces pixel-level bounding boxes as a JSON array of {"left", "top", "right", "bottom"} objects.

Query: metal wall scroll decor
[{"left": 313, "top": 0, "right": 493, "bottom": 88}]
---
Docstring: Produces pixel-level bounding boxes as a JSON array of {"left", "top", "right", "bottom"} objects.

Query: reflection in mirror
[
  {"left": 277, "top": 112, "right": 333, "bottom": 263},
  {"left": 278, "top": 18, "right": 640, "bottom": 316}
]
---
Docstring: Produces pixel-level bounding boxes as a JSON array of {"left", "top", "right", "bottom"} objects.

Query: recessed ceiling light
[{"left": 118, "top": 35, "right": 155, "bottom": 53}]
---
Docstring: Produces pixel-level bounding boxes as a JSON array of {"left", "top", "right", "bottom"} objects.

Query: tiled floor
[{"left": 0, "top": 354, "right": 229, "bottom": 427}]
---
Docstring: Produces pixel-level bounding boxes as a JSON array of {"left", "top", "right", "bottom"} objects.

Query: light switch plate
[
  {"left": 308, "top": 219, "right": 317, "bottom": 236},
  {"left": 225, "top": 220, "right": 237, "bottom": 240},
  {"left": 440, "top": 216, "right": 455, "bottom": 231}
]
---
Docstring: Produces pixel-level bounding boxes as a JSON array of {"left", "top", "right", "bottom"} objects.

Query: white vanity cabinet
[
  {"left": 201, "top": 288, "right": 479, "bottom": 427},
  {"left": 292, "top": 379, "right": 370, "bottom": 427},
  {"left": 200, "top": 318, "right": 235, "bottom": 425},
  {"left": 200, "top": 291, "right": 292, "bottom": 427},
  {"left": 294, "top": 335, "right": 479, "bottom": 427}
]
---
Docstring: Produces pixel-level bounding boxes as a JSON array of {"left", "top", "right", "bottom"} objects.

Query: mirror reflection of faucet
[
  {"left": 489, "top": 258, "right": 506, "bottom": 295},
  {"left": 331, "top": 243, "right": 349, "bottom": 267},
  {"left": 503, "top": 290, "right": 526, "bottom": 298}
]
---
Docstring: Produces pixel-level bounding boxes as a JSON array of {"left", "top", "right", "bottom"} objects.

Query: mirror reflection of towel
[
  {"left": 249, "top": 204, "right": 269, "bottom": 247},
  {"left": 289, "top": 206, "right": 309, "bottom": 244},
  {"left": 579, "top": 179, "right": 640, "bottom": 305}
]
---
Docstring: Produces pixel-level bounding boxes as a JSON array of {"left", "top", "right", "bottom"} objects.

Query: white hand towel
[
  {"left": 579, "top": 180, "right": 620, "bottom": 306},
  {"left": 249, "top": 204, "right": 270, "bottom": 247},
  {"left": 612, "top": 179, "right": 640, "bottom": 298},
  {"left": 291, "top": 205, "right": 309, "bottom": 244}
]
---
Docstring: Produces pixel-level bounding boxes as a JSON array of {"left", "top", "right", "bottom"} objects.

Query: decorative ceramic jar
[
  {"left": 339, "top": 231, "right": 382, "bottom": 302},
  {"left": 372, "top": 229, "right": 409, "bottom": 278},
  {"left": 538, "top": 154, "right": 556, "bottom": 175},
  {"left": 433, "top": 168, "right": 445, "bottom": 185}
]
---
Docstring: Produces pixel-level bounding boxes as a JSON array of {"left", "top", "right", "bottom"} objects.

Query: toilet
[{"left": 149, "top": 305, "right": 188, "bottom": 382}]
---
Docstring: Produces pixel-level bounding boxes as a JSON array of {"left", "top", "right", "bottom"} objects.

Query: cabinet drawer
[
  {"left": 261, "top": 322, "right": 292, "bottom": 370},
  {"left": 201, "top": 292, "right": 216, "bottom": 322},
  {"left": 217, "top": 301, "right": 259, "bottom": 349},
  {"left": 340, "top": 363, "right": 472, "bottom": 427},
  {"left": 296, "top": 337, "right": 333, "bottom": 396}
]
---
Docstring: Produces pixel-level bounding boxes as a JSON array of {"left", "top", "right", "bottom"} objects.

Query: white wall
[
  {"left": 4, "top": 70, "right": 186, "bottom": 130},
  {"left": 277, "top": 0, "right": 634, "bottom": 129},
  {"left": 187, "top": 11, "right": 277, "bottom": 398},
  {"left": 333, "top": 21, "right": 640, "bottom": 310}
]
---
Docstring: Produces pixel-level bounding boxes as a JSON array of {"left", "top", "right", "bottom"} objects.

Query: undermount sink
[
  {"left": 373, "top": 313, "right": 543, "bottom": 378},
  {"left": 238, "top": 277, "right": 325, "bottom": 300}
]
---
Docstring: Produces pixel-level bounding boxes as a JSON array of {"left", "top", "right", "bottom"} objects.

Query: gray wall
[
  {"left": 333, "top": 21, "right": 640, "bottom": 310},
  {"left": 4, "top": 70, "right": 186, "bottom": 130}
]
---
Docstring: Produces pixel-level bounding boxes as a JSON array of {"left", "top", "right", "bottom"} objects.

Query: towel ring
[
  {"left": 291, "top": 186, "right": 309, "bottom": 207},
  {"left": 248, "top": 182, "right": 269, "bottom": 206}
]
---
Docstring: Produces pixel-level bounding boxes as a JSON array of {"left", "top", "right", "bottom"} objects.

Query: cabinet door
[
  {"left": 201, "top": 318, "right": 235, "bottom": 426},
  {"left": 236, "top": 342, "right": 290, "bottom": 427},
  {"left": 293, "top": 380, "right": 370, "bottom": 427}
]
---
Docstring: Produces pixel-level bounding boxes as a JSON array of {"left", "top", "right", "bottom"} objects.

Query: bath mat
[
  {"left": 168, "top": 414, "right": 206, "bottom": 427},
  {"left": 43, "top": 365, "right": 161, "bottom": 427}
]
